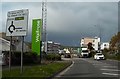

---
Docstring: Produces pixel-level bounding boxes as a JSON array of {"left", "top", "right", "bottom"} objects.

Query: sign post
[
  {"left": 21, "top": 36, "right": 24, "bottom": 73},
  {"left": 9, "top": 36, "right": 12, "bottom": 71},
  {"left": 6, "top": 9, "right": 29, "bottom": 73}
]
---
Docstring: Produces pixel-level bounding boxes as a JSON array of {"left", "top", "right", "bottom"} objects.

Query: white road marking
[
  {"left": 103, "top": 66, "right": 117, "bottom": 68},
  {"left": 102, "top": 73, "right": 119, "bottom": 76},
  {"left": 56, "top": 60, "right": 74, "bottom": 77},
  {"left": 101, "top": 69, "right": 120, "bottom": 72},
  {"left": 107, "top": 59, "right": 120, "bottom": 62},
  {"left": 93, "top": 64, "right": 109, "bottom": 66}
]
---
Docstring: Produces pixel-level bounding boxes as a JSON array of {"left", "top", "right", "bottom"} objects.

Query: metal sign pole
[
  {"left": 40, "top": 41, "right": 42, "bottom": 64},
  {"left": 9, "top": 36, "right": 12, "bottom": 71},
  {"left": 21, "top": 36, "right": 24, "bottom": 74}
]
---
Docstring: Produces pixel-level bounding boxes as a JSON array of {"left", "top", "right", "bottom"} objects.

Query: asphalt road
[{"left": 55, "top": 58, "right": 120, "bottom": 79}]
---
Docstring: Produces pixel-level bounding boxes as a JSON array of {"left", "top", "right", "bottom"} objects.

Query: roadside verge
[
  {"left": 2, "top": 60, "right": 72, "bottom": 79},
  {"left": 48, "top": 60, "right": 72, "bottom": 79}
]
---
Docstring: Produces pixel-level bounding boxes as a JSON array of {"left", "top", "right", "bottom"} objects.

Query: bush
[
  {"left": 3, "top": 51, "right": 39, "bottom": 65},
  {"left": 89, "top": 51, "right": 95, "bottom": 58},
  {"left": 103, "top": 51, "right": 120, "bottom": 61},
  {"left": 103, "top": 48, "right": 110, "bottom": 53},
  {"left": 55, "top": 54, "right": 61, "bottom": 60},
  {"left": 2, "top": 51, "right": 61, "bottom": 65},
  {"left": 46, "top": 54, "right": 61, "bottom": 61}
]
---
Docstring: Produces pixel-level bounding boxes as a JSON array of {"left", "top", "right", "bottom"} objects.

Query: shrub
[
  {"left": 46, "top": 54, "right": 61, "bottom": 61},
  {"left": 3, "top": 51, "right": 39, "bottom": 65},
  {"left": 89, "top": 51, "right": 95, "bottom": 58}
]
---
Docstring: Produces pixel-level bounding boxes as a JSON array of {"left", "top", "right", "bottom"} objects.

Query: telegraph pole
[
  {"left": 94, "top": 25, "right": 101, "bottom": 51},
  {"left": 42, "top": 0, "right": 47, "bottom": 53}
]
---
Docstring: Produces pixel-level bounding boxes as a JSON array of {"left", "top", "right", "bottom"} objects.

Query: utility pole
[
  {"left": 94, "top": 25, "right": 101, "bottom": 51},
  {"left": 42, "top": 0, "right": 47, "bottom": 53}
]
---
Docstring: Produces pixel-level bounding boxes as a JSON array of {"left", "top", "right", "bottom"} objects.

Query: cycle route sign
[{"left": 6, "top": 9, "right": 29, "bottom": 36}]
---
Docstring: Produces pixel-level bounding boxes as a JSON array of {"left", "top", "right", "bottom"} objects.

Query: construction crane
[{"left": 42, "top": 0, "right": 47, "bottom": 53}]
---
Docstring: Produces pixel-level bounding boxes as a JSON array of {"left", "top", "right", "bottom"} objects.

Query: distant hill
[{"left": 61, "top": 45, "right": 80, "bottom": 49}]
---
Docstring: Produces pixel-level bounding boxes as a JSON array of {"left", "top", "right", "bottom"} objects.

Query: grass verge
[
  {"left": 2, "top": 61, "right": 71, "bottom": 79},
  {"left": 107, "top": 55, "right": 120, "bottom": 61}
]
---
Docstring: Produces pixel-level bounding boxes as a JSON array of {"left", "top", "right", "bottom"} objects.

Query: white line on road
[
  {"left": 101, "top": 69, "right": 120, "bottom": 72},
  {"left": 107, "top": 59, "right": 120, "bottom": 62},
  {"left": 103, "top": 66, "right": 117, "bottom": 68},
  {"left": 102, "top": 73, "right": 119, "bottom": 76},
  {"left": 93, "top": 64, "right": 109, "bottom": 66}
]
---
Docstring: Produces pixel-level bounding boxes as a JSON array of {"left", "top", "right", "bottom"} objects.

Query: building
[
  {"left": 42, "top": 41, "right": 61, "bottom": 54},
  {"left": 81, "top": 37, "right": 100, "bottom": 51},
  {"left": 101, "top": 42, "right": 109, "bottom": 50},
  {"left": 0, "top": 32, "right": 19, "bottom": 42},
  {"left": 0, "top": 37, "right": 10, "bottom": 51},
  {"left": 0, "top": 32, "right": 30, "bottom": 52}
]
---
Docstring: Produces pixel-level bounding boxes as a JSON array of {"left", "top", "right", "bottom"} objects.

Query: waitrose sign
[{"left": 32, "top": 19, "right": 42, "bottom": 55}]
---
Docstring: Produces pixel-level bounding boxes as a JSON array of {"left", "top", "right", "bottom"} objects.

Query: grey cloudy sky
[
  {"left": 47, "top": 2, "right": 118, "bottom": 46},
  {"left": 1, "top": 2, "right": 118, "bottom": 46}
]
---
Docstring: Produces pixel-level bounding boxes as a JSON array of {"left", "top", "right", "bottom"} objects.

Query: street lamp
[{"left": 94, "top": 25, "right": 102, "bottom": 51}]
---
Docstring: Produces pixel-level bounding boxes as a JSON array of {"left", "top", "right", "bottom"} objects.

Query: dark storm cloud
[
  {"left": 46, "top": 2, "right": 118, "bottom": 46},
  {"left": 119, "top": 2, "right": 120, "bottom": 32},
  {"left": 1, "top": 2, "right": 118, "bottom": 46}
]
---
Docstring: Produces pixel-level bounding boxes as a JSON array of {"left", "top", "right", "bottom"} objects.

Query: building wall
[
  {"left": 0, "top": 32, "right": 19, "bottom": 42},
  {"left": 93, "top": 37, "right": 100, "bottom": 51},
  {"left": 0, "top": 36, "right": 30, "bottom": 52},
  {"left": 42, "top": 41, "right": 61, "bottom": 54},
  {"left": 15, "top": 41, "right": 31, "bottom": 52},
  {"left": 101, "top": 42, "right": 109, "bottom": 50},
  {"left": 81, "top": 37, "right": 94, "bottom": 47},
  {"left": 81, "top": 37, "right": 100, "bottom": 51},
  {"left": 0, "top": 38, "right": 10, "bottom": 51}
]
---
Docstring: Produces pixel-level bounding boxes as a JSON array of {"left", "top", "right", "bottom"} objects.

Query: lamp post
[{"left": 94, "top": 25, "right": 101, "bottom": 51}]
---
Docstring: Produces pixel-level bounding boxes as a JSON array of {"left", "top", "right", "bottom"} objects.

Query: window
[
  {"left": 104, "top": 44, "right": 106, "bottom": 46},
  {"left": 82, "top": 50, "right": 88, "bottom": 52}
]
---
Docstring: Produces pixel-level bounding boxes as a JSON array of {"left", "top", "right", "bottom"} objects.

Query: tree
[
  {"left": 87, "top": 42, "right": 94, "bottom": 57},
  {"left": 87, "top": 42, "right": 94, "bottom": 51},
  {"left": 110, "top": 32, "right": 120, "bottom": 52}
]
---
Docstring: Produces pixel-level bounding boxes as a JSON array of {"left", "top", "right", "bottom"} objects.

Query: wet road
[{"left": 55, "top": 58, "right": 120, "bottom": 79}]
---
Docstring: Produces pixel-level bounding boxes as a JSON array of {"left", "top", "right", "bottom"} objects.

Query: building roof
[
  {"left": 0, "top": 37, "right": 10, "bottom": 51},
  {"left": 0, "top": 32, "right": 19, "bottom": 41}
]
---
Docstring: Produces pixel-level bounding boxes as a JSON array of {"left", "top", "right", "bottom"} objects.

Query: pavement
[{"left": 54, "top": 58, "right": 120, "bottom": 79}]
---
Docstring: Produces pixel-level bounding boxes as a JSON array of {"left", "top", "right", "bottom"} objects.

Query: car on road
[
  {"left": 64, "top": 54, "right": 71, "bottom": 58},
  {"left": 94, "top": 53, "right": 105, "bottom": 60}
]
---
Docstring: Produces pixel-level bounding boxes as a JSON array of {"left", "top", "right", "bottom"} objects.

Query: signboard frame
[{"left": 6, "top": 9, "right": 29, "bottom": 36}]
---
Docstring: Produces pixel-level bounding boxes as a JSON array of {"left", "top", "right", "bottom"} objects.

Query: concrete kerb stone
[{"left": 48, "top": 60, "right": 72, "bottom": 79}]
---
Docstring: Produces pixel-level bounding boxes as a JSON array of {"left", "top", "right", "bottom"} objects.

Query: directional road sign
[{"left": 6, "top": 9, "right": 29, "bottom": 36}]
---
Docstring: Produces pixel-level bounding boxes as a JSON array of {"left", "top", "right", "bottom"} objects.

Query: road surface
[{"left": 55, "top": 58, "right": 120, "bottom": 79}]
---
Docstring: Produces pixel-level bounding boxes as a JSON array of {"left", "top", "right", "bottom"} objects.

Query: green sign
[
  {"left": 32, "top": 19, "right": 42, "bottom": 55},
  {"left": 15, "top": 17, "right": 24, "bottom": 20},
  {"left": 77, "top": 47, "right": 82, "bottom": 53}
]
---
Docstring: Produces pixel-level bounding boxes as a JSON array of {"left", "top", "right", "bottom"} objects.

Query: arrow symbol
[{"left": 8, "top": 21, "right": 15, "bottom": 34}]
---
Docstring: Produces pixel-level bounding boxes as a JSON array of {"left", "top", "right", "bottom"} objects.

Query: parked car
[
  {"left": 64, "top": 54, "right": 71, "bottom": 58},
  {"left": 94, "top": 53, "right": 105, "bottom": 60}
]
